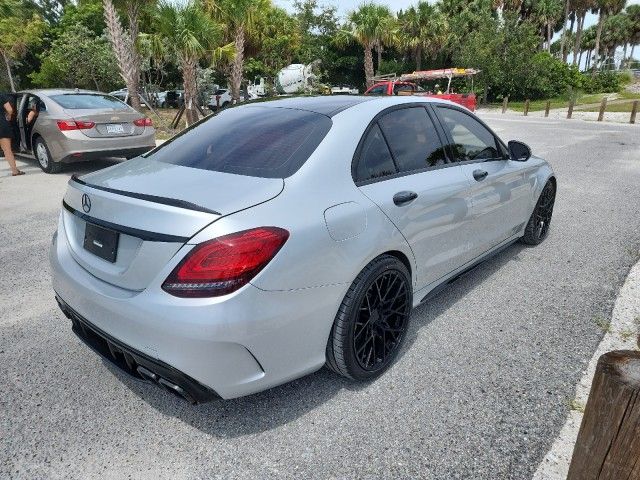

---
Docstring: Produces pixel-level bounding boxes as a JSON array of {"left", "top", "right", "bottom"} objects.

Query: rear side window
[
  {"left": 378, "top": 107, "right": 446, "bottom": 171},
  {"left": 367, "top": 85, "right": 386, "bottom": 96},
  {"left": 148, "top": 106, "right": 332, "bottom": 178},
  {"left": 437, "top": 107, "right": 503, "bottom": 161},
  {"left": 50, "top": 94, "right": 129, "bottom": 110},
  {"left": 355, "top": 124, "right": 397, "bottom": 182}
]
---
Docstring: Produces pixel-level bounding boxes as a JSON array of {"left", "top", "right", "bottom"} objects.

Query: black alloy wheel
[
  {"left": 522, "top": 180, "right": 556, "bottom": 245},
  {"left": 326, "top": 255, "right": 412, "bottom": 380}
]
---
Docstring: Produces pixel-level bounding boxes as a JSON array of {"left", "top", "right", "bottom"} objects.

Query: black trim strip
[
  {"left": 70, "top": 175, "right": 221, "bottom": 216},
  {"left": 63, "top": 200, "right": 189, "bottom": 243}
]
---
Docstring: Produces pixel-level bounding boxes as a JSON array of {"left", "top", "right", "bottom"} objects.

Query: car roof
[
  {"left": 18, "top": 88, "right": 105, "bottom": 96},
  {"left": 247, "top": 95, "right": 379, "bottom": 117}
]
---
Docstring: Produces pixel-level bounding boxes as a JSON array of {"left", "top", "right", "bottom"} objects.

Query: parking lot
[{"left": 1, "top": 114, "right": 639, "bottom": 479}]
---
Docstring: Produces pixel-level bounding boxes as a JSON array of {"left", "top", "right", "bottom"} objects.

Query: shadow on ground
[{"left": 105, "top": 241, "right": 527, "bottom": 439}]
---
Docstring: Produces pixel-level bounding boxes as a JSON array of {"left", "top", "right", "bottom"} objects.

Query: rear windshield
[
  {"left": 50, "top": 94, "right": 129, "bottom": 110},
  {"left": 147, "top": 105, "right": 332, "bottom": 178}
]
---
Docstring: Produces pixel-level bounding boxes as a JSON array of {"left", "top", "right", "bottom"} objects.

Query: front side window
[
  {"left": 147, "top": 105, "right": 332, "bottom": 178},
  {"left": 355, "top": 124, "right": 397, "bottom": 182},
  {"left": 378, "top": 107, "right": 446, "bottom": 172},
  {"left": 51, "top": 94, "right": 130, "bottom": 110},
  {"left": 437, "top": 107, "right": 503, "bottom": 161}
]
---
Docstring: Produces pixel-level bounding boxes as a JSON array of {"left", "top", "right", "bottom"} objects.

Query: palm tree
[
  {"left": 626, "top": 4, "right": 640, "bottom": 65},
  {"left": 559, "top": 0, "right": 574, "bottom": 60},
  {"left": 572, "top": 0, "right": 596, "bottom": 65},
  {"left": 341, "top": 3, "right": 394, "bottom": 88},
  {"left": 581, "top": 24, "right": 597, "bottom": 68},
  {"left": 398, "top": 1, "right": 449, "bottom": 70},
  {"left": 206, "top": 0, "right": 271, "bottom": 103},
  {"left": 103, "top": 0, "right": 142, "bottom": 109},
  {"left": 533, "top": 0, "right": 564, "bottom": 52},
  {"left": 592, "top": 0, "right": 626, "bottom": 71},
  {"left": 151, "top": 1, "right": 223, "bottom": 125}
]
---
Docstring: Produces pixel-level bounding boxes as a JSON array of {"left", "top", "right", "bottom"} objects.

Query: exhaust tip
[{"left": 158, "top": 378, "right": 196, "bottom": 404}]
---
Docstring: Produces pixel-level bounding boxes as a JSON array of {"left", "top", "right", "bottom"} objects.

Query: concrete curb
[{"left": 532, "top": 258, "right": 640, "bottom": 479}]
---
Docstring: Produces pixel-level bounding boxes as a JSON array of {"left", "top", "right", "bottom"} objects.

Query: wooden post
[
  {"left": 502, "top": 96, "right": 508, "bottom": 114},
  {"left": 567, "top": 350, "right": 640, "bottom": 480},
  {"left": 567, "top": 99, "right": 575, "bottom": 119},
  {"left": 598, "top": 97, "right": 607, "bottom": 122},
  {"left": 630, "top": 100, "right": 638, "bottom": 124},
  {"left": 544, "top": 100, "right": 550, "bottom": 117},
  {"left": 524, "top": 99, "right": 530, "bottom": 116}
]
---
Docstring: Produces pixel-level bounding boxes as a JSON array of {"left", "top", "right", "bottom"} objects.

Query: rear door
[
  {"left": 355, "top": 105, "right": 475, "bottom": 290},
  {"left": 432, "top": 105, "right": 531, "bottom": 257}
]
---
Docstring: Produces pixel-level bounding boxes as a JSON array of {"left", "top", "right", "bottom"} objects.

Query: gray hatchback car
[
  {"left": 51, "top": 96, "right": 556, "bottom": 402},
  {"left": 14, "top": 89, "right": 156, "bottom": 173}
]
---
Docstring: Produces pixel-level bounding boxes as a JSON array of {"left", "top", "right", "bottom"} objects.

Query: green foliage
[
  {"left": 581, "top": 70, "right": 622, "bottom": 93},
  {"left": 30, "top": 24, "right": 121, "bottom": 91},
  {"left": 525, "top": 52, "right": 582, "bottom": 99}
]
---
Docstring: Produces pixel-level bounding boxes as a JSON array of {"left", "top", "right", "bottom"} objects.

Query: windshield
[
  {"left": 50, "top": 94, "right": 130, "bottom": 110},
  {"left": 146, "top": 105, "right": 332, "bottom": 178}
]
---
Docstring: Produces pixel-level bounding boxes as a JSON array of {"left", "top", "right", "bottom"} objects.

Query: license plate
[
  {"left": 106, "top": 124, "right": 125, "bottom": 134},
  {"left": 83, "top": 223, "right": 119, "bottom": 263}
]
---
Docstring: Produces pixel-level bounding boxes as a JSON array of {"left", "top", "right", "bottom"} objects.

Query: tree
[
  {"left": 592, "top": 0, "right": 626, "bottom": 71},
  {"left": 207, "top": 0, "right": 271, "bottom": 103},
  {"left": 30, "top": 23, "right": 121, "bottom": 91},
  {"left": 398, "top": 2, "right": 449, "bottom": 70},
  {"left": 340, "top": 3, "right": 394, "bottom": 88},
  {"left": 626, "top": 4, "right": 640, "bottom": 65},
  {"left": 533, "top": 0, "right": 564, "bottom": 52},
  {"left": 293, "top": 0, "right": 339, "bottom": 64},
  {"left": 572, "top": 0, "right": 595, "bottom": 66},
  {"left": 151, "top": 1, "right": 223, "bottom": 124},
  {"left": 103, "top": 0, "right": 142, "bottom": 108},
  {"left": 0, "top": 0, "right": 45, "bottom": 91}
]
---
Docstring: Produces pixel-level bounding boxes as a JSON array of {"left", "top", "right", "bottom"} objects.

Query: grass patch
[
  {"left": 486, "top": 91, "right": 640, "bottom": 113},
  {"left": 569, "top": 398, "right": 585, "bottom": 413},
  {"left": 579, "top": 101, "right": 638, "bottom": 113},
  {"left": 619, "top": 329, "right": 635, "bottom": 341},
  {"left": 593, "top": 315, "right": 612, "bottom": 333}
]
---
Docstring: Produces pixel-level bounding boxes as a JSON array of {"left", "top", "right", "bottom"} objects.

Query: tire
[
  {"left": 221, "top": 101, "right": 229, "bottom": 108},
  {"left": 326, "top": 255, "right": 413, "bottom": 381},
  {"left": 521, "top": 179, "right": 556, "bottom": 245},
  {"left": 34, "top": 137, "right": 61, "bottom": 173}
]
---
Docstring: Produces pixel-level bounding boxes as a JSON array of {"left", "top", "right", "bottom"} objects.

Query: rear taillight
[
  {"left": 57, "top": 120, "right": 95, "bottom": 131},
  {"left": 133, "top": 117, "right": 153, "bottom": 127},
  {"left": 162, "top": 227, "right": 289, "bottom": 298}
]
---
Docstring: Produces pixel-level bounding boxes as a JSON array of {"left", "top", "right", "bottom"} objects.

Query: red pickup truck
[{"left": 364, "top": 80, "right": 477, "bottom": 111}]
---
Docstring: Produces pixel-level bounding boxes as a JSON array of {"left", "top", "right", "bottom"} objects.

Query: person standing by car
[{"left": 0, "top": 93, "right": 23, "bottom": 176}]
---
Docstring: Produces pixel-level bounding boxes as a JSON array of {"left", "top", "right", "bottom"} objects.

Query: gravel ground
[{"left": 1, "top": 114, "right": 640, "bottom": 479}]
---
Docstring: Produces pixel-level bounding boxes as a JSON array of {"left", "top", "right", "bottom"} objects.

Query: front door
[
  {"left": 354, "top": 105, "right": 475, "bottom": 290},
  {"left": 432, "top": 105, "right": 531, "bottom": 257}
]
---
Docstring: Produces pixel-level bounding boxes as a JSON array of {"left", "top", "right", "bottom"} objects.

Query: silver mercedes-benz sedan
[
  {"left": 13, "top": 89, "right": 156, "bottom": 173},
  {"left": 50, "top": 96, "right": 556, "bottom": 402}
]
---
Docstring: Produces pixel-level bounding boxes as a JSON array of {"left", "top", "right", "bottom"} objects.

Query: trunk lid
[
  {"left": 62, "top": 157, "right": 284, "bottom": 290},
  {"left": 64, "top": 108, "right": 143, "bottom": 138}
]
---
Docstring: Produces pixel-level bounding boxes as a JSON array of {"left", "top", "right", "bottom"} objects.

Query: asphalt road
[{"left": 2, "top": 115, "right": 639, "bottom": 480}]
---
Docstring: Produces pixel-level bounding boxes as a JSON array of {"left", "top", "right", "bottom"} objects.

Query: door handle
[
  {"left": 393, "top": 191, "right": 418, "bottom": 206},
  {"left": 473, "top": 169, "right": 488, "bottom": 181}
]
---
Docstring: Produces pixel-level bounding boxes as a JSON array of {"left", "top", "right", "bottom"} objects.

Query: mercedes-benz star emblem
[{"left": 81, "top": 194, "right": 91, "bottom": 213}]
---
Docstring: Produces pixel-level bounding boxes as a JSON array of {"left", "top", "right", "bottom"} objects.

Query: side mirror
[{"left": 508, "top": 140, "right": 531, "bottom": 162}]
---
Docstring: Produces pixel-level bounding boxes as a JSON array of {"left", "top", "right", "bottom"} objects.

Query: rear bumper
[
  {"left": 57, "top": 298, "right": 218, "bottom": 403},
  {"left": 40, "top": 127, "right": 156, "bottom": 163},
  {"left": 49, "top": 215, "right": 349, "bottom": 400},
  {"left": 59, "top": 146, "right": 154, "bottom": 163}
]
